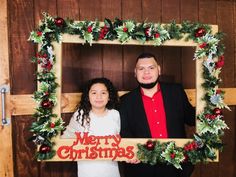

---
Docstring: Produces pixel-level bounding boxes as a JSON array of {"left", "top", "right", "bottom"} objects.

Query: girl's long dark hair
[{"left": 76, "top": 77, "right": 119, "bottom": 127}]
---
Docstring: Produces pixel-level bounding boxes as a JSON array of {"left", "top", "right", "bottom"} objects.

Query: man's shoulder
[
  {"left": 160, "top": 82, "right": 183, "bottom": 90},
  {"left": 160, "top": 82, "right": 181, "bottom": 86},
  {"left": 120, "top": 87, "right": 140, "bottom": 102}
]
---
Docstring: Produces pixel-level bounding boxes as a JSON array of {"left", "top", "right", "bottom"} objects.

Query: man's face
[{"left": 135, "top": 57, "right": 161, "bottom": 84}]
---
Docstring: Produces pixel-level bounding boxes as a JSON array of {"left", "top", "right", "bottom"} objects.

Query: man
[{"left": 119, "top": 52, "right": 195, "bottom": 177}]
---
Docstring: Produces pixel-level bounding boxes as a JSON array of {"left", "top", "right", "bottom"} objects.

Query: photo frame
[{"left": 29, "top": 13, "right": 229, "bottom": 168}]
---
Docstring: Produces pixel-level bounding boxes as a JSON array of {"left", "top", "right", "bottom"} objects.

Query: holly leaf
[
  {"left": 197, "top": 117, "right": 228, "bottom": 135},
  {"left": 116, "top": 26, "right": 130, "bottom": 43},
  {"left": 153, "top": 38, "right": 162, "bottom": 46},
  {"left": 117, "top": 32, "right": 129, "bottom": 43},
  {"left": 113, "top": 18, "right": 123, "bottom": 28},
  {"left": 125, "top": 21, "right": 135, "bottom": 33},
  {"left": 28, "top": 31, "right": 44, "bottom": 43},
  {"left": 83, "top": 31, "right": 93, "bottom": 45},
  {"left": 104, "top": 18, "right": 113, "bottom": 29},
  {"left": 161, "top": 142, "right": 184, "bottom": 169}
]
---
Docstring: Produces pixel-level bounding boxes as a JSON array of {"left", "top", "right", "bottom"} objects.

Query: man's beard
[{"left": 138, "top": 79, "right": 158, "bottom": 89}]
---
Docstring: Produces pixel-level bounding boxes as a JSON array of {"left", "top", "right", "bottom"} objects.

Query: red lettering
[
  {"left": 88, "top": 146, "right": 98, "bottom": 159},
  {"left": 111, "top": 134, "right": 121, "bottom": 147},
  {"left": 57, "top": 146, "right": 70, "bottom": 159},
  {"left": 125, "top": 146, "right": 135, "bottom": 159},
  {"left": 74, "top": 132, "right": 89, "bottom": 145},
  {"left": 88, "top": 135, "right": 97, "bottom": 145},
  {"left": 57, "top": 135, "right": 135, "bottom": 161}
]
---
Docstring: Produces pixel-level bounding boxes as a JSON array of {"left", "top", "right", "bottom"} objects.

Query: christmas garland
[{"left": 28, "top": 12, "right": 229, "bottom": 168}]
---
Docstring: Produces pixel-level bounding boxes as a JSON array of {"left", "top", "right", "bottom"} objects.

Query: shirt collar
[{"left": 140, "top": 83, "right": 160, "bottom": 97}]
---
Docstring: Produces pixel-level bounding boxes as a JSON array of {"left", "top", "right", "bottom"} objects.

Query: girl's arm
[{"left": 61, "top": 110, "right": 82, "bottom": 138}]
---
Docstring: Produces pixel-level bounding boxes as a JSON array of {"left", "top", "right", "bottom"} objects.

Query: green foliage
[
  {"left": 36, "top": 150, "right": 56, "bottom": 160},
  {"left": 137, "top": 141, "right": 166, "bottom": 165},
  {"left": 164, "top": 21, "right": 183, "bottom": 40}
]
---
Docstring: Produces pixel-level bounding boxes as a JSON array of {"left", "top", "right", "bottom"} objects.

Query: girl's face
[{"left": 89, "top": 83, "right": 109, "bottom": 110}]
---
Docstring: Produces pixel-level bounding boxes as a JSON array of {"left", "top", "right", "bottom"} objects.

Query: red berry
[
  {"left": 123, "top": 27, "right": 128, "bottom": 32},
  {"left": 199, "top": 42, "right": 207, "bottom": 48},
  {"left": 144, "top": 28, "right": 150, "bottom": 36},
  {"left": 99, "top": 32, "right": 105, "bottom": 40},
  {"left": 37, "top": 31, "right": 42, "bottom": 36},
  {"left": 215, "top": 56, "right": 224, "bottom": 68},
  {"left": 184, "top": 154, "right": 189, "bottom": 162},
  {"left": 170, "top": 153, "right": 175, "bottom": 159},
  {"left": 103, "top": 26, "right": 109, "bottom": 32},
  {"left": 87, "top": 26, "right": 93, "bottom": 33},
  {"left": 205, "top": 113, "right": 216, "bottom": 120},
  {"left": 213, "top": 108, "right": 222, "bottom": 116},
  {"left": 45, "top": 62, "right": 53, "bottom": 70},
  {"left": 43, "top": 53, "right": 48, "bottom": 58},
  {"left": 216, "top": 89, "right": 222, "bottom": 94},
  {"left": 210, "top": 114, "right": 217, "bottom": 120},
  {"left": 154, "top": 33, "right": 160, "bottom": 38},
  {"left": 50, "top": 122, "right": 55, "bottom": 128}
]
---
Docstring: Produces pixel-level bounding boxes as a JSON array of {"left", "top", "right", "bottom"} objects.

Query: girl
[{"left": 62, "top": 77, "right": 121, "bottom": 177}]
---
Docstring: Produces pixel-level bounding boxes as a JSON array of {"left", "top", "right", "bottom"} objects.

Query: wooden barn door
[{"left": 0, "top": 0, "right": 14, "bottom": 176}]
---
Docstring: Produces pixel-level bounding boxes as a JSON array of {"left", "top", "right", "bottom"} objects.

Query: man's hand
[{"left": 126, "top": 159, "right": 141, "bottom": 164}]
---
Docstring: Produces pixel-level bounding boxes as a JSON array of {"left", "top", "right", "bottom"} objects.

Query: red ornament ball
[
  {"left": 145, "top": 140, "right": 156, "bottom": 151},
  {"left": 41, "top": 99, "right": 53, "bottom": 109},
  {"left": 195, "top": 28, "right": 206, "bottom": 37},
  {"left": 213, "top": 108, "right": 222, "bottom": 116},
  {"left": 54, "top": 17, "right": 65, "bottom": 27},
  {"left": 39, "top": 144, "right": 51, "bottom": 154}
]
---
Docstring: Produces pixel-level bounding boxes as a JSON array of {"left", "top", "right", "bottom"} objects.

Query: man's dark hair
[{"left": 136, "top": 52, "right": 159, "bottom": 63}]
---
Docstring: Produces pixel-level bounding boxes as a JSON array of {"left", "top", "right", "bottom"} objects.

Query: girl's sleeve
[
  {"left": 61, "top": 110, "right": 81, "bottom": 138},
  {"left": 116, "top": 110, "right": 121, "bottom": 134}
]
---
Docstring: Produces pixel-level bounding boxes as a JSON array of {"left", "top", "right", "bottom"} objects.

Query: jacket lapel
[
  {"left": 160, "top": 83, "right": 174, "bottom": 137},
  {"left": 133, "top": 88, "right": 152, "bottom": 138}
]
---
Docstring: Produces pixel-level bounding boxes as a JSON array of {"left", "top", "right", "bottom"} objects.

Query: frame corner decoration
[{"left": 28, "top": 12, "right": 229, "bottom": 168}]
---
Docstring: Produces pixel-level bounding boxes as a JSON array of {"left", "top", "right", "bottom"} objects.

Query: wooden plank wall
[{"left": 8, "top": 0, "right": 235, "bottom": 177}]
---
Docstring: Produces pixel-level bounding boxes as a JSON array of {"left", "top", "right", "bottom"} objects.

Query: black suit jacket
[{"left": 119, "top": 82, "right": 195, "bottom": 177}]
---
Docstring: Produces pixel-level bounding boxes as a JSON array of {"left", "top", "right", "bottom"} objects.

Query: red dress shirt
[{"left": 141, "top": 85, "right": 168, "bottom": 138}]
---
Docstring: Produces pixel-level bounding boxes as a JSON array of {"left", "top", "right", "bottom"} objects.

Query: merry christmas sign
[{"left": 57, "top": 132, "right": 135, "bottom": 161}]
